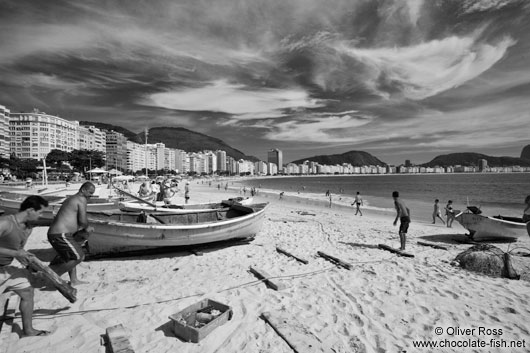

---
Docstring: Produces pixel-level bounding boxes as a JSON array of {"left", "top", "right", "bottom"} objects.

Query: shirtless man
[
  {"left": 48, "top": 182, "right": 95, "bottom": 285},
  {"left": 392, "top": 191, "right": 411, "bottom": 251},
  {"left": 0, "top": 195, "right": 51, "bottom": 336}
]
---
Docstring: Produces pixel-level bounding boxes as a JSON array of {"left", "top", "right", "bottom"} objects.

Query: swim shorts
[
  {"left": 399, "top": 216, "right": 411, "bottom": 233},
  {"left": 48, "top": 232, "right": 84, "bottom": 264},
  {"left": 0, "top": 266, "right": 31, "bottom": 293}
]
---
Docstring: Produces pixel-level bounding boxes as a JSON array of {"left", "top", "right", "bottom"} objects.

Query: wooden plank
[
  {"left": 316, "top": 251, "right": 352, "bottom": 270},
  {"left": 417, "top": 241, "right": 448, "bottom": 250},
  {"left": 260, "top": 312, "right": 331, "bottom": 353},
  {"left": 260, "top": 312, "right": 300, "bottom": 353},
  {"left": 105, "top": 324, "right": 135, "bottom": 353},
  {"left": 249, "top": 266, "right": 286, "bottom": 291},
  {"left": 0, "top": 294, "right": 19, "bottom": 353},
  {"left": 276, "top": 247, "right": 308, "bottom": 264},
  {"left": 378, "top": 244, "right": 415, "bottom": 258},
  {"left": 26, "top": 256, "right": 77, "bottom": 303}
]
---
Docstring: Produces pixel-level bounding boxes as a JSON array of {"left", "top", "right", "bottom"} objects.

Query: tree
[
  {"left": 46, "top": 149, "right": 70, "bottom": 168},
  {"left": 69, "top": 150, "right": 105, "bottom": 172}
]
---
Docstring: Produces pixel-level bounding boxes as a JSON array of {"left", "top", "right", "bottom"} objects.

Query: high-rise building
[
  {"left": 267, "top": 148, "right": 283, "bottom": 174},
  {"left": 216, "top": 150, "right": 227, "bottom": 172},
  {"left": 79, "top": 125, "right": 106, "bottom": 152},
  {"left": 105, "top": 130, "right": 128, "bottom": 171},
  {"left": 479, "top": 159, "right": 488, "bottom": 172},
  {"left": 10, "top": 109, "right": 79, "bottom": 160},
  {"left": 0, "top": 105, "right": 10, "bottom": 158}
]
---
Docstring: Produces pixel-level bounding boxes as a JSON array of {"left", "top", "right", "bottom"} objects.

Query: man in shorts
[
  {"left": 48, "top": 182, "right": 95, "bottom": 286},
  {"left": 352, "top": 192, "right": 364, "bottom": 216},
  {"left": 0, "top": 195, "right": 51, "bottom": 336},
  {"left": 392, "top": 191, "right": 411, "bottom": 251}
]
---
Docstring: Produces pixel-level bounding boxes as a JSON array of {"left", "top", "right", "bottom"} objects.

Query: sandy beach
[{"left": 3, "top": 181, "right": 530, "bottom": 352}]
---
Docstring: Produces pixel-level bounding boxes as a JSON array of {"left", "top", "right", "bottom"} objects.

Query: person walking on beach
[
  {"left": 0, "top": 195, "right": 51, "bottom": 336},
  {"left": 352, "top": 192, "right": 363, "bottom": 216},
  {"left": 432, "top": 199, "right": 445, "bottom": 225},
  {"left": 184, "top": 182, "right": 190, "bottom": 204},
  {"left": 47, "top": 182, "right": 95, "bottom": 286},
  {"left": 392, "top": 191, "right": 410, "bottom": 251},
  {"left": 523, "top": 195, "right": 530, "bottom": 223},
  {"left": 445, "top": 200, "right": 455, "bottom": 228}
]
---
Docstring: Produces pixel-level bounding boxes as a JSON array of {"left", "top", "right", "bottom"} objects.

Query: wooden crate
[{"left": 168, "top": 299, "right": 232, "bottom": 343}]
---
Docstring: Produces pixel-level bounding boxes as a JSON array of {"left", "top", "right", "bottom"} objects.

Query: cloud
[
  {"left": 265, "top": 114, "right": 375, "bottom": 143},
  {"left": 332, "top": 34, "right": 516, "bottom": 100},
  {"left": 462, "top": 0, "right": 525, "bottom": 14},
  {"left": 143, "top": 80, "right": 323, "bottom": 117}
]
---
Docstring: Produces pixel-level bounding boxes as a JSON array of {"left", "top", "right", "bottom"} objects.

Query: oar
[{"left": 113, "top": 186, "right": 159, "bottom": 209}]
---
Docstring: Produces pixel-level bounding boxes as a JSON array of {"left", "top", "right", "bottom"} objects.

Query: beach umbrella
[{"left": 87, "top": 167, "right": 106, "bottom": 174}]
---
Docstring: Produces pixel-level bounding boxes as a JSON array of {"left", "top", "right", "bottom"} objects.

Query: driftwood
[
  {"left": 105, "top": 324, "right": 135, "bottom": 353},
  {"left": 27, "top": 256, "right": 77, "bottom": 303},
  {"left": 249, "top": 266, "right": 286, "bottom": 291},
  {"left": 417, "top": 241, "right": 448, "bottom": 250},
  {"left": 260, "top": 312, "right": 301, "bottom": 353},
  {"left": 276, "top": 247, "right": 308, "bottom": 264},
  {"left": 316, "top": 251, "right": 352, "bottom": 269},
  {"left": 378, "top": 244, "right": 415, "bottom": 258}
]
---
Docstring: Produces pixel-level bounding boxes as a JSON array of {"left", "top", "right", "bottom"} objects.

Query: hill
[
  {"left": 422, "top": 152, "right": 530, "bottom": 167},
  {"left": 80, "top": 122, "right": 257, "bottom": 161},
  {"left": 291, "top": 150, "right": 387, "bottom": 166},
  {"left": 521, "top": 145, "right": 530, "bottom": 160}
]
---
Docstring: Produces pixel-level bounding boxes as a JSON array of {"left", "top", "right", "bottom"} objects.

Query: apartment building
[
  {"left": 0, "top": 105, "right": 10, "bottom": 158},
  {"left": 105, "top": 130, "right": 128, "bottom": 171},
  {"left": 10, "top": 110, "right": 79, "bottom": 160},
  {"left": 79, "top": 125, "right": 106, "bottom": 152}
]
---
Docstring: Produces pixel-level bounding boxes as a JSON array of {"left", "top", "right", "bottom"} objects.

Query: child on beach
[
  {"left": 392, "top": 191, "right": 410, "bottom": 251},
  {"left": 432, "top": 199, "right": 445, "bottom": 224},
  {"left": 445, "top": 200, "right": 455, "bottom": 227}
]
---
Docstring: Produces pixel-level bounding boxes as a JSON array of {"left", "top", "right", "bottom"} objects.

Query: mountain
[
  {"left": 80, "top": 122, "right": 257, "bottom": 161},
  {"left": 521, "top": 145, "right": 530, "bottom": 160},
  {"left": 291, "top": 150, "right": 387, "bottom": 166},
  {"left": 422, "top": 152, "right": 530, "bottom": 167}
]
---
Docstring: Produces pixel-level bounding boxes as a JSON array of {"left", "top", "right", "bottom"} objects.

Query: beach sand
[{"left": 3, "top": 181, "right": 530, "bottom": 352}]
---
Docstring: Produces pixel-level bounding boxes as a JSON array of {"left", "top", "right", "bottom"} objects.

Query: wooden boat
[
  {"left": 118, "top": 197, "right": 254, "bottom": 213},
  {"left": 0, "top": 191, "right": 65, "bottom": 215},
  {"left": 0, "top": 190, "right": 153, "bottom": 218},
  {"left": 83, "top": 202, "right": 268, "bottom": 255},
  {"left": 455, "top": 206, "right": 529, "bottom": 240}
]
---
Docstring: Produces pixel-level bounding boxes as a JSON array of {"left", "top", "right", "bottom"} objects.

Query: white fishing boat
[
  {"left": 118, "top": 197, "right": 253, "bottom": 213},
  {"left": 455, "top": 206, "right": 529, "bottom": 240},
  {"left": 83, "top": 202, "right": 268, "bottom": 255}
]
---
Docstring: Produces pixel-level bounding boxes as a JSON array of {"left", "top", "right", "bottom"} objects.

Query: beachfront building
[
  {"left": 216, "top": 150, "right": 227, "bottom": 172},
  {"left": 126, "top": 141, "right": 147, "bottom": 173},
  {"left": 254, "top": 160, "right": 268, "bottom": 175},
  {"left": 267, "top": 148, "right": 283, "bottom": 173},
  {"left": 78, "top": 125, "right": 106, "bottom": 152},
  {"left": 267, "top": 162, "right": 278, "bottom": 175},
  {"left": 204, "top": 151, "right": 217, "bottom": 174},
  {"left": 237, "top": 159, "right": 254, "bottom": 175},
  {"left": 105, "top": 130, "right": 128, "bottom": 171},
  {"left": 10, "top": 109, "right": 79, "bottom": 160},
  {"left": 0, "top": 105, "right": 10, "bottom": 158},
  {"left": 174, "top": 149, "right": 188, "bottom": 174}
]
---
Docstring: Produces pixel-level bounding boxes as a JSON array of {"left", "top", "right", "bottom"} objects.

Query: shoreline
[{"left": 2, "top": 182, "right": 530, "bottom": 352}]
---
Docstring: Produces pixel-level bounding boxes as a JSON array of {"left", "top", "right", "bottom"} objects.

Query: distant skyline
[{"left": 1, "top": 0, "right": 529, "bottom": 165}]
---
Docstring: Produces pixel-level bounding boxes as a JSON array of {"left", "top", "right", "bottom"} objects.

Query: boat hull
[
  {"left": 455, "top": 213, "right": 529, "bottom": 240},
  {"left": 85, "top": 203, "right": 268, "bottom": 255},
  {"left": 119, "top": 197, "right": 253, "bottom": 213}
]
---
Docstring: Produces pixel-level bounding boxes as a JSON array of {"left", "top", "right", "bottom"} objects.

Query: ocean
[{"left": 237, "top": 173, "right": 530, "bottom": 224}]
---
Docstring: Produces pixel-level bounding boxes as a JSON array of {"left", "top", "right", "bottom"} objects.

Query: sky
[{"left": 1, "top": 0, "right": 529, "bottom": 165}]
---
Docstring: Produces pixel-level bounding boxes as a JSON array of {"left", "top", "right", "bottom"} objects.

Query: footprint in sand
[
  {"left": 503, "top": 307, "right": 517, "bottom": 314},
  {"left": 419, "top": 306, "right": 430, "bottom": 314}
]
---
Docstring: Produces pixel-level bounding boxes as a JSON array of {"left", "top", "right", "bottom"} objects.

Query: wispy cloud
[{"left": 143, "top": 80, "right": 323, "bottom": 117}]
